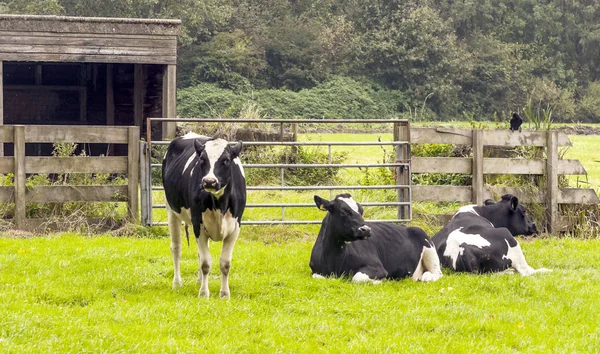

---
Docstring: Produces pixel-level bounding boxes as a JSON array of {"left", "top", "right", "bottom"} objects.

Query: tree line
[{"left": 3, "top": 0, "right": 600, "bottom": 122}]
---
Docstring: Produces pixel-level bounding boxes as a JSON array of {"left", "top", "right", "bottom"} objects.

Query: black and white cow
[
  {"left": 431, "top": 194, "right": 551, "bottom": 276},
  {"left": 162, "top": 132, "right": 246, "bottom": 298},
  {"left": 310, "top": 193, "right": 442, "bottom": 283}
]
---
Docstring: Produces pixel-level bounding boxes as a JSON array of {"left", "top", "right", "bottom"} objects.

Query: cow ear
[
  {"left": 314, "top": 195, "right": 332, "bottom": 212},
  {"left": 357, "top": 203, "right": 364, "bottom": 216},
  {"left": 510, "top": 196, "right": 519, "bottom": 211},
  {"left": 194, "top": 139, "right": 205, "bottom": 155},
  {"left": 484, "top": 199, "right": 496, "bottom": 206},
  {"left": 230, "top": 141, "right": 243, "bottom": 159}
]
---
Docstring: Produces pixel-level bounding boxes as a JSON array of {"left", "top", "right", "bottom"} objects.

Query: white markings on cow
[
  {"left": 455, "top": 205, "right": 479, "bottom": 216},
  {"left": 338, "top": 196, "right": 359, "bottom": 214},
  {"left": 234, "top": 157, "right": 245, "bottom": 178},
  {"left": 411, "top": 245, "right": 443, "bottom": 282},
  {"left": 182, "top": 132, "right": 205, "bottom": 140},
  {"left": 502, "top": 239, "right": 553, "bottom": 276},
  {"left": 203, "top": 139, "right": 228, "bottom": 183},
  {"left": 182, "top": 153, "right": 197, "bottom": 175},
  {"left": 202, "top": 208, "right": 239, "bottom": 242},
  {"left": 352, "top": 272, "right": 372, "bottom": 283},
  {"left": 312, "top": 273, "right": 326, "bottom": 279},
  {"left": 444, "top": 227, "right": 491, "bottom": 269}
]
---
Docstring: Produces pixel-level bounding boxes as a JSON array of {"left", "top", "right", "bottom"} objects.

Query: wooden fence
[
  {"left": 408, "top": 127, "right": 599, "bottom": 232},
  {"left": 0, "top": 125, "right": 139, "bottom": 231}
]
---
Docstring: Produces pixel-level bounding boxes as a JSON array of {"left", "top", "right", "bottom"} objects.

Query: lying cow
[
  {"left": 310, "top": 193, "right": 442, "bottom": 283},
  {"left": 431, "top": 194, "right": 551, "bottom": 275},
  {"left": 162, "top": 133, "right": 246, "bottom": 298}
]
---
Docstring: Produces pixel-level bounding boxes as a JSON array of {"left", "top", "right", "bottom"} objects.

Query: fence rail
[{"left": 0, "top": 125, "right": 139, "bottom": 230}]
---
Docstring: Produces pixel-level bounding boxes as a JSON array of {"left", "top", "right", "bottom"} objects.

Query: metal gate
[{"left": 140, "top": 118, "right": 411, "bottom": 226}]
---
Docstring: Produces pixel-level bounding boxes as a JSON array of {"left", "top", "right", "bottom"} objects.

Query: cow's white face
[{"left": 194, "top": 138, "right": 243, "bottom": 198}]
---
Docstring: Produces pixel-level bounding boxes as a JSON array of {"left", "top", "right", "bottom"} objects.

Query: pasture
[{"left": 1, "top": 125, "right": 599, "bottom": 352}]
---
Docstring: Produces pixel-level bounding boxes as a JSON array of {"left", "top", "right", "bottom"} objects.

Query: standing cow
[
  {"left": 310, "top": 193, "right": 442, "bottom": 283},
  {"left": 431, "top": 194, "right": 551, "bottom": 275},
  {"left": 162, "top": 133, "right": 246, "bottom": 298}
]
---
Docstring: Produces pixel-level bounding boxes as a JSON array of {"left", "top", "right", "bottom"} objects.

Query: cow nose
[
  {"left": 358, "top": 225, "right": 371, "bottom": 238},
  {"left": 203, "top": 177, "right": 218, "bottom": 188}
]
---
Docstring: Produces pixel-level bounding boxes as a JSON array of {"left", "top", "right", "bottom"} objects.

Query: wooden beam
[
  {"left": 162, "top": 64, "right": 176, "bottom": 139},
  {"left": 25, "top": 156, "right": 128, "bottom": 174},
  {"left": 558, "top": 188, "right": 600, "bottom": 204},
  {"left": 411, "top": 127, "right": 473, "bottom": 145},
  {"left": 0, "top": 60, "right": 3, "bottom": 157},
  {"left": 411, "top": 157, "right": 472, "bottom": 174},
  {"left": 26, "top": 185, "right": 128, "bottom": 202},
  {"left": 24, "top": 125, "right": 128, "bottom": 143},
  {"left": 395, "top": 122, "right": 410, "bottom": 219},
  {"left": 472, "top": 130, "right": 484, "bottom": 204},
  {"left": 0, "top": 186, "right": 13, "bottom": 202},
  {"left": 558, "top": 159, "right": 587, "bottom": 175},
  {"left": 134, "top": 64, "right": 145, "bottom": 128},
  {"left": 14, "top": 126, "right": 25, "bottom": 229},
  {"left": 127, "top": 127, "right": 140, "bottom": 222},
  {"left": 483, "top": 158, "right": 545, "bottom": 175},
  {"left": 546, "top": 131, "right": 559, "bottom": 233},
  {"left": 412, "top": 185, "right": 472, "bottom": 202},
  {"left": 0, "top": 53, "right": 177, "bottom": 64}
]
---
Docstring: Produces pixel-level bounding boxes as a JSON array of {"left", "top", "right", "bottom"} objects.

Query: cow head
[
  {"left": 194, "top": 138, "right": 243, "bottom": 198},
  {"left": 482, "top": 194, "right": 537, "bottom": 236},
  {"left": 314, "top": 193, "right": 371, "bottom": 244}
]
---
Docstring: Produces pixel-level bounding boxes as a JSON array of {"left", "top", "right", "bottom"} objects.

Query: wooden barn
[{"left": 0, "top": 14, "right": 180, "bottom": 156}]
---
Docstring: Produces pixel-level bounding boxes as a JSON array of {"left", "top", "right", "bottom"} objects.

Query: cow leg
[
  {"left": 167, "top": 204, "right": 183, "bottom": 289},
  {"left": 219, "top": 228, "right": 239, "bottom": 299},
  {"left": 195, "top": 230, "right": 212, "bottom": 298},
  {"left": 412, "top": 246, "right": 443, "bottom": 282},
  {"left": 505, "top": 240, "right": 552, "bottom": 276}
]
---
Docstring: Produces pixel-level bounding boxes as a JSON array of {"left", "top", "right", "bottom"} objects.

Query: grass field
[
  {"left": 1, "top": 234, "right": 600, "bottom": 352},
  {"left": 1, "top": 124, "right": 599, "bottom": 352}
]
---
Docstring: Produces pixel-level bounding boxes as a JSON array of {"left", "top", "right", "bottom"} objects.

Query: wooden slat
[
  {"left": 14, "top": 126, "right": 26, "bottom": 229},
  {"left": 0, "top": 44, "right": 176, "bottom": 56},
  {"left": 25, "top": 157, "right": 128, "bottom": 174},
  {"left": 472, "top": 130, "right": 484, "bottom": 204},
  {"left": 162, "top": 64, "right": 177, "bottom": 139},
  {"left": 412, "top": 157, "right": 471, "bottom": 174},
  {"left": 0, "top": 53, "right": 176, "bottom": 65},
  {"left": 483, "top": 187, "right": 545, "bottom": 203},
  {"left": 26, "top": 185, "right": 128, "bottom": 202},
  {"left": 547, "top": 131, "right": 559, "bottom": 232},
  {"left": 0, "top": 35, "right": 175, "bottom": 49},
  {"left": 24, "top": 125, "right": 128, "bottom": 143},
  {"left": 411, "top": 128, "right": 473, "bottom": 145},
  {"left": 127, "top": 127, "right": 140, "bottom": 222},
  {"left": 483, "top": 158, "right": 545, "bottom": 174},
  {"left": 412, "top": 185, "right": 472, "bottom": 202},
  {"left": 0, "top": 16, "right": 181, "bottom": 36},
  {"left": 0, "top": 186, "right": 14, "bottom": 202},
  {"left": 483, "top": 130, "right": 572, "bottom": 147},
  {"left": 558, "top": 159, "right": 587, "bottom": 175},
  {"left": 0, "top": 157, "right": 14, "bottom": 173},
  {"left": 558, "top": 189, "right": 600, "bottom": 204}
]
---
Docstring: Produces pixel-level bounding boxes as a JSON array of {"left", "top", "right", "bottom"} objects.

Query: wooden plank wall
[
  {"left": 0, "top": 15, "right": 180, "bottom": 64},
  {"left": 410, "top": 127, "right": 599, "bottom": 232},
  {"left": 0, "top": 125, "right": 139, "bottom": 230}
]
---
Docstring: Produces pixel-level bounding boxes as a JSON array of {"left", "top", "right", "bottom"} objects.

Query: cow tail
[{"left": 184, "top": 224, "right": 190, "bottom": 247}]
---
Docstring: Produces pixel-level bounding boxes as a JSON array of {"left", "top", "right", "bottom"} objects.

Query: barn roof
[{"left": 0, "top": 14, "right": 181, "bottom": 64}]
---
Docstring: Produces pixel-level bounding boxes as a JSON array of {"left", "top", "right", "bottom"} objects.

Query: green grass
[
  {"left": 1, "top": 233, "right": 599, "bottom": 352},
  {"left": 563, "top": 135, "right": 600, "bottom": 193}
]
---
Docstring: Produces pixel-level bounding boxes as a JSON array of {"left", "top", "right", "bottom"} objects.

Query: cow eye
[
  {"left": 340, "top": 210, "right": 348, "bottom": 217},
  {"left": 223, "top": 159, "right": 230, "bottom": 166}
]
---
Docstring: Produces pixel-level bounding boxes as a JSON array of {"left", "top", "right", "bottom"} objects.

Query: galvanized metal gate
[{"left": 140, "top": 118, "right": 411, "bottom": 226}]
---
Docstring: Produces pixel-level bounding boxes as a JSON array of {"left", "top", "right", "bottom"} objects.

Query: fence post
[
  {"left": 128, "top": 126, "right": 140, "bottom": 223},
  {"left": 139, "top": 141, "right": 149, "bottom": 226},
  {"left": 14, "top": 125, "right": 25, "bottom": 229},
  {"left": 472, "top": 129, "right": 484, "bottom": 205},
  {"left": 546, "top": 130, "right": 559, "bottom": 233},
  {"left": 395, "top": 122, "right": 410, "bottom": 220}
]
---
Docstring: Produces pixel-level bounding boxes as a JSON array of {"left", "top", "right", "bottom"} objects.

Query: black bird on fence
[{"left": 510, "top": 112, "right": 523, "bottom": 132}]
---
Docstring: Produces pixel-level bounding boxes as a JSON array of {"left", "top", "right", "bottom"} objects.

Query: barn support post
[
  {"left": 128, "top": 126, "right": 140, "bottom": 223},
  {"left": 14, "top": 125, "right": 26, "bottom": 229},
  {"left": 395, "top": 122, "right": 410, "bottom": 220},
  {"left": 162, "top": 64, "right": 177, "bottom": 139},
  {"left": 472, "top": 129, "right": 484, "bottom": 205},
  {"left": 0, "top": 60, "right": 3, "bottom": 157},
  {"left": 546, "top": 130, "right": 559, "bottom": 233},
  {"left": 139, "top": 141, "right": 150, "bottom": 226}
]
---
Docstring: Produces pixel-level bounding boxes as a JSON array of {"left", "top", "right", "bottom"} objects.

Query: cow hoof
[
  {"left": 420, "top": 271, "right": 442, "bottom": 282},
  {"left": 199, "top": 289, "right": 210, "bottom": 298},
  {"left": 351, "top": 272, "right": 372, "bottom": 283},
  {"left": 220, "top": 291, "right": 230, "bottom": 299},
  {"left": 172, "top": 278, "right": 183, "bottom": 289}
]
